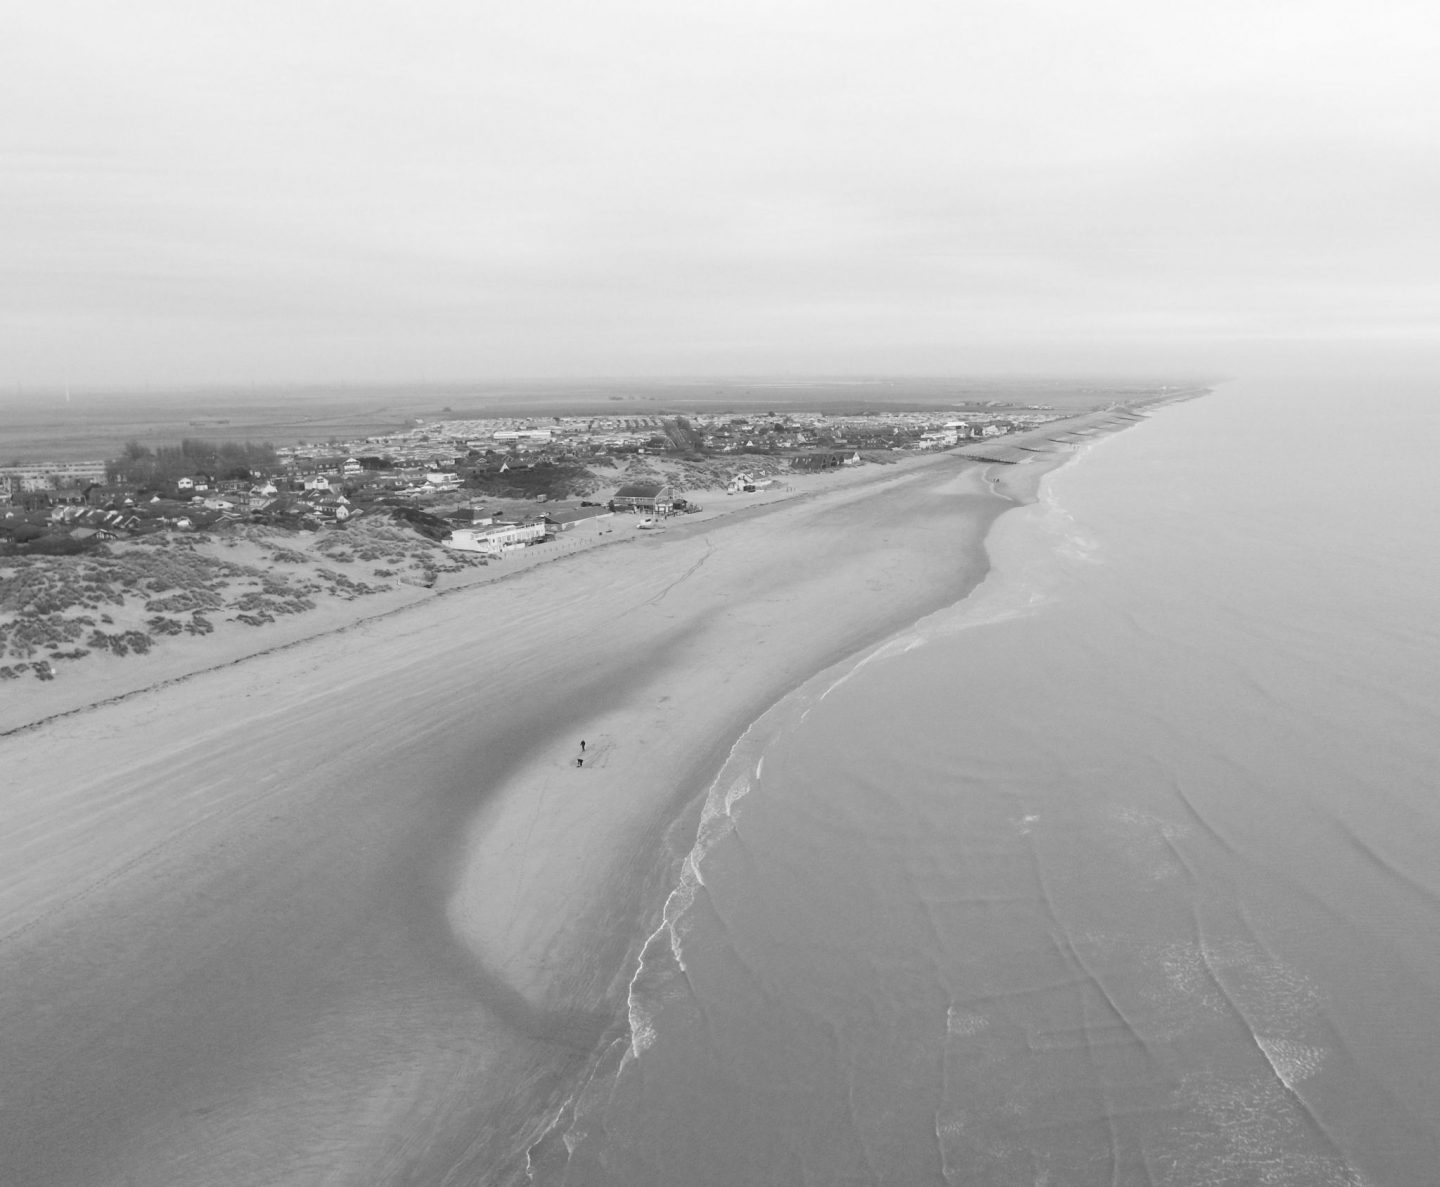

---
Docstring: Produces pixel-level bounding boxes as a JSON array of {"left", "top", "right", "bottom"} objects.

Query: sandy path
[{"left": 0, "top": 449, "right": 1066, "bottom": 1185}]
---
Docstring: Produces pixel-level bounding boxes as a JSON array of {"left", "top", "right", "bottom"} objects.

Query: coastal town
[
  {"left": 1, "top": 405, "right": 1053, "bottom": 548},
  {"left": 1, "top": 394, "right": 1190, "bottom": 689}
]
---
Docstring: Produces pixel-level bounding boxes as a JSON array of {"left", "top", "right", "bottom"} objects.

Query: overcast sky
[{"left": 4, "top": 0, "right": 1437, "bottom": 386}]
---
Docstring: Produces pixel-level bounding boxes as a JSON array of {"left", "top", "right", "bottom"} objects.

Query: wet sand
[{"left": 0, "top": 447, "right": 1073, "bottom": 1185}]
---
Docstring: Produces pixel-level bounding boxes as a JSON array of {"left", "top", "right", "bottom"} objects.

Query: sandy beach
[{"left": 0, "top": 440, "right": 1075, "bottom": 1185}]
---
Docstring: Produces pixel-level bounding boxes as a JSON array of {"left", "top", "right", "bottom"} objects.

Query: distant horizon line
[{"left": 3, "top": 373, "right": 1227, "bottom": 398}]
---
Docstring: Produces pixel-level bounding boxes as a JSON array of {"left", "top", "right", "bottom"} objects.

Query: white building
[
  {"left": 0, "top": 461, "right": 108, "bottom": 491},
  {"left": 445, "top": 521, "right": 547, "bottom": 555},
  {"left": 493, "top": 429, "right": 554, "bottom": 443}
]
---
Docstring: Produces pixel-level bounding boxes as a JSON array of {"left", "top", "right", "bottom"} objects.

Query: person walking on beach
[{"left": 580, "top": 740, "right": 586, "bottom": 753}]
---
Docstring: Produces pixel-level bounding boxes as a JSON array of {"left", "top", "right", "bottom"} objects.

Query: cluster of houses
[
  {"left": 691, "top": 414, "right": 1015, "bottom": 454},
  {"left": 425, "top": 411, "right": 1028, "bottom": 460},
  {"left": 2, "top": 404, "right": 1046, "bottom": 552},
  {"left": 0, "top": 470, "right": 371, "bottom": 547}
]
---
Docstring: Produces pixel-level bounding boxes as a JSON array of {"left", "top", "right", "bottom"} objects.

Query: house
[
  {"left": 302, "top": 490, "right": 353, "bottom": 520},
  {"left": 312, "top": 499, "right": 354, "bottom": 521},
  {"left": 610, "top": 482, "right": 675, "bottom": 514},
  {"left": 84, "top": 485, "right": 136, "bottom": 508},
  {"left": 789, "top": 450, "right": 856, "bottom": 471}
]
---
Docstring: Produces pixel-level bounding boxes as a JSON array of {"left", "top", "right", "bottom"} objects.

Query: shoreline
[
  {"left": 0, "top": 411, "right": 1154, "bottom": 1185},
  {"left": 438, "top": 452, "right": 1080, "bottom": 1178},
  {"left": 1, "top": 398, "right": 1179, "bottom": 737},
  {"left": 0, "top": 444, "right": 959, "bottom": 738}
]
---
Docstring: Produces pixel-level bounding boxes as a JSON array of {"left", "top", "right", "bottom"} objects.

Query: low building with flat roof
[
  {"left": 544, "top": 505, "right": 614, "bottom": 530},
  {"left": 445, "top": 521, "right": 547, "bottom": 555}
]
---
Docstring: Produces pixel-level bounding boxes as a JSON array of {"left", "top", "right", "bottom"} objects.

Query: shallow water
[{"left": 537, "top": 379, "right": 1440, "bottom": 1185}]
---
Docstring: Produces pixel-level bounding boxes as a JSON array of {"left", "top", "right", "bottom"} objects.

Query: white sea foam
[
  {"left": 618, "top": 717, "right": 780, "bottom": 1065},
  {"left": 1012, "top": 812, "right": 1040, "bottom": 834},
  {"left": 1167, "top": 1071, "right": 1367, "bottom": 1186},
  {"left": 540, "top": 381, "right": 1440, "bottom": 1182},
  {"left": 945, "top": 1006, "right": 989, "bottom": 1037},
  {"left": 1256, "top": 1036, "right": 1327, "bottom": 1087},
  {"left": 1104, "top": 804, "right": 1193, "bottom": 880}
]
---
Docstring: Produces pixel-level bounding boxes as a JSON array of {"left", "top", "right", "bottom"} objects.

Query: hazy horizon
[{"left": 6, "top": 1, "right": 1439, "bottom": 388}]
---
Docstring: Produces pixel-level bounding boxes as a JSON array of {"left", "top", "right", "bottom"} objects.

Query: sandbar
[{"left": 0, "top": 441, "right": 1082, "bottom": 1184}]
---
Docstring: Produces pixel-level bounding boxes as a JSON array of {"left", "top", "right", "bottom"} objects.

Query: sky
[{"left": 4, "top": 0, "right": 1438, "bottom": 386}]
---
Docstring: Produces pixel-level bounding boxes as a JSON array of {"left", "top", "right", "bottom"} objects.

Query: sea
[{"left": 527, "top": 376, "right": 1440, "bottom": 1185}]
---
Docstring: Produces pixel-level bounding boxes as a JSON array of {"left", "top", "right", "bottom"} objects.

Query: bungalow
[
  {"left": 84, "top": 485, "right": 136, "bottom": 508},
  {"left": 311, "top": 498, "right": 354, "bottom": 521},
  {"left": 789, "top": 450, "right": 858, "bottom": 471},
  {"left": 610, "top": 482, "right": 675, "bottom": 514}
]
